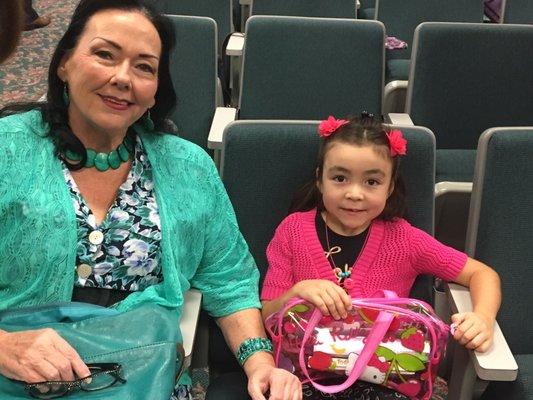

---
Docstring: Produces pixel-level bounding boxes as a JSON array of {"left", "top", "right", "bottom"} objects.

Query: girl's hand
[
  {"left": 292, "top": 279, "right": 352, "bottom": 319},
  {"left": 451, "top": 311, "right": 495, "bottom": 352}
]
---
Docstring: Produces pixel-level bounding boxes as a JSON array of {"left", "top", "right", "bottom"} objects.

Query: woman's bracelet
[{"left": 236, "top": 337, "right": 274, "bottom": 366}]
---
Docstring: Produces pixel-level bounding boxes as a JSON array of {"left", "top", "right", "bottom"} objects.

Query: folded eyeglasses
[{"left": 23, "top": 362, "right": 126, "bottom": 399}]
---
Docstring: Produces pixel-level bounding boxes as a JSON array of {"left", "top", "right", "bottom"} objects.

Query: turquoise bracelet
[{"left": 236, "top": 337, "right": 274, "bottom": 366}]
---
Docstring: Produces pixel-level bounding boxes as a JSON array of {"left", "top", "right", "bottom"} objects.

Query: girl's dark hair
[
  {"left": 290, "top": 115, "right": 406, "bottom": 220},
  {"left": 0, "top": 0, "right": 177, "bottom": 170}
]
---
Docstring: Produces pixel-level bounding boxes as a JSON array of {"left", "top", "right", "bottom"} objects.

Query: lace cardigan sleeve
[{"left": 189, "top": 159, "right": 261, "bottom": 318}]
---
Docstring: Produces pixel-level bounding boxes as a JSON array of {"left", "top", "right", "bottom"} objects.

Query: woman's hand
[
  {"left": 0, "top": 328, "right": 91, "bottom": 383},
  {"left": 292, "top": 279, "right": 352, "bottom": 320},
  {"left": 245, "top": 353, "right": 301, "bottom": 400},
  {"left": 451, "top": 311, "right": 495, "bottom": 352}
]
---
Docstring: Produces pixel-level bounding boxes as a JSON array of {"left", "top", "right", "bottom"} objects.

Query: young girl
[{"left": 260, "top": 115, "right": 501, "bottom": 400}]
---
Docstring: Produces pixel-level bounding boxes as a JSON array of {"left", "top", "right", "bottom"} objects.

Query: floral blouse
[{"left": 63, "top": 136, "right": 164, "bottom": 291}]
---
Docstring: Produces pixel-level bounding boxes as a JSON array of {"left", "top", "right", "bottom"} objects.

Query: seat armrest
[
  {"left": 385, "top": 113, "right": 414, "bottom": 126},
  {"left": 435, "top": 182, "right": 473, "bottom": 197},
  {"left": 208, "top": 107, "right": 237, "bottom": 150},
  {"left": 179, "top": 288, "right": 203, "bottom": 369},
  {"left": 226, "top": 33, "right": 245, "bottom": 57},
  {"left": 446, "top": 282, "right": 518, "bottom": 381},
  {"left": 383, "top": 80, "right": 408, "bottom": 114}
]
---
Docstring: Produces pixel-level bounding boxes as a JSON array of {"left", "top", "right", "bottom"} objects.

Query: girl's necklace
[{"left": 323, "top": 214, "right": 355, "bottom": 290}]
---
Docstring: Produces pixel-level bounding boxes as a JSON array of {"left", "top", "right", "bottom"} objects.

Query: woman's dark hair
[
  {"left": 290, "top": 115, "right": 406, "bottom": 221},
  {"left": 0, "top": 0, "right": 177, "bottom": 170}
]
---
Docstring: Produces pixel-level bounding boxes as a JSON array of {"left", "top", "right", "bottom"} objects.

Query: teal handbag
[{"left": 0, "top": 302, "right": 182, "bottom": 399}]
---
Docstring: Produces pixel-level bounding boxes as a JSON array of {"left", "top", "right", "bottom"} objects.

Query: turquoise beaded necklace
[{"left": 65, "top": 134, "right": 135, "bottom": 172}]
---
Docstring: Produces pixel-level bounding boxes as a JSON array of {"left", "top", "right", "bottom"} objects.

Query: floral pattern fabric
[
  {"left": 63, "top": 136, "right": 164, "bottom": 291},
  {"left": 63, "top": 137, "right": 191, "bottom": 400}
]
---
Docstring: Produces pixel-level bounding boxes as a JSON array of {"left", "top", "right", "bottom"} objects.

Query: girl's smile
[{"left": 318, "top": 142, "right": 394, "bottom": 236}]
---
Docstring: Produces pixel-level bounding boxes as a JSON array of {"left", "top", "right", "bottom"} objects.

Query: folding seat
[
  {"left": 359, "top": 0, "right": 376, "bottom": 19},
  {"left": 447, "top": 127, "right": 532, "bottom": 399},
  {"left": 166, "top": 15, "right": 218, "bottom": 150},
  {"left": 208, "top": 16, "right": 385, "bottom": 152},
  {"left": 501, "top": 0, "right": 533, "bottom": 24},
  {"left": 155, "top": 0, "right": 233, "bottom": 53},
  {"left": 250, "top": 0, "right": 356, "bottom": 18},
  {"left": 379, "top": 0, "right": 483, "bottom": 113},
  {"left": 389, "top": 22, "right": 533, "bottom": 250}
]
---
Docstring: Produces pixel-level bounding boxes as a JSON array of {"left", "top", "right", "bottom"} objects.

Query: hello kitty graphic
[{"left": 346, "top": 353, "right": 389, "bottom": 384}]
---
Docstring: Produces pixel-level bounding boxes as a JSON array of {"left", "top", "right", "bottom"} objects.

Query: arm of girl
[
  {"left": 451, "top": 257, "right": 501, "bottom": 352},
  {"left": 262, "top": 280, "right": 352, "bottom": 321}
]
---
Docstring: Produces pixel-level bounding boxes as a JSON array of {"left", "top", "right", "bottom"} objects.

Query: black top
[{"left": 315, "top": 212, "right": 369, "bottom": 279}]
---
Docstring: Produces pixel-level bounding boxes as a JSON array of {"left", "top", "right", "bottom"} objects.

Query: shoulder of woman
[
  {"left": 139, "top": 129, "right": 214, "bottom": 171},
  {"left": 0, "top": 109, "right": 47, "bottom": 137}
]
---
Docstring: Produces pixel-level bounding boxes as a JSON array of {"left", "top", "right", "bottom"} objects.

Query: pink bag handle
[{"left": 298, "top": 290, "right": 398, "bottom": 394}]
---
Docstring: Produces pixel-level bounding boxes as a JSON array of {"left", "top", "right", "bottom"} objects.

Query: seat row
[{"left": 165, "top": 15, "right": 533, "bottom": 249}]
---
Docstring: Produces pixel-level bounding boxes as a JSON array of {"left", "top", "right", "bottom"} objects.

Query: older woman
[{"left": 0, "top": 1, "right": 301, "bottom": 399}]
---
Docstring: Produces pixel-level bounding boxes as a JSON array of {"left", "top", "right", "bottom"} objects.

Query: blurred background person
[
  {"left": 0, "top": 0, "right": 24, "bottom": 62},
  {"left": 23, "top": 0, "right": 51, "bottom": 31}
]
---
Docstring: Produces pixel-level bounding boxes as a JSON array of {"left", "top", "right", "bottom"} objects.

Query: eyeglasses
[{"left": 24, "top": 363, "right": 126, "bottom": 399}]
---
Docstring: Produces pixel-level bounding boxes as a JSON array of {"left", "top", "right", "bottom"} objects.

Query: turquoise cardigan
[{"left": 0, "top": 110, "right": 261, "bottom": 319}]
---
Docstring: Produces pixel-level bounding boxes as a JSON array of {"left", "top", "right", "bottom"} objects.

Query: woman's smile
[{"left": 99, "top": 94, "right": 133, "bottom": 111}]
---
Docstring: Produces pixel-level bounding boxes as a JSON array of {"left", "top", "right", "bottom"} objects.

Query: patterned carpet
[{"left": 0, "top": 0, "right": 77, "bottom": 107}]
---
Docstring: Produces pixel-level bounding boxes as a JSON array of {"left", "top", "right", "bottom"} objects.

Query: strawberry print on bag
[{"left": 265, "top": 292, "right": 450, "bottom": 400}]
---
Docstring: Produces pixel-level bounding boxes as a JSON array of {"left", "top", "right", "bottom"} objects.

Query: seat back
[
  {"left": 376, "top": 0, "right": 483, "bottom": 60},
  {"left": 251, "top": 0, "right": 356, "bottom": 18},
  {"left": 466, "top": 127, "right": 533, "bottom": 355},
  {"left": 155, "top": 0, "right": 232, "bottom": 52},
  {"left": 210, "top": 121, "right": 436, "bottom": 374},
  {"left": 239, "top": 16, "right": 384, "bottom": 119},
  {"left": 166, "top": 15, "right": 217, "bottom": 150},
  {"left": 407, "top": 22, "right": 533, "bottom": 151},
  {"left": 501, "top": 0, "right": 533, "bottom": 24}
]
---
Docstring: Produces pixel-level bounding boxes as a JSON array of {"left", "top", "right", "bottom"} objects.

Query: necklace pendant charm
[{"left": 343, "top": 278, "right": 355, "bottom": 290}]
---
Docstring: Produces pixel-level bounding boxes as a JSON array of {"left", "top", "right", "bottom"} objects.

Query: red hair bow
[{"left": 318, "top": 116, "right": 349, "bottom": 137}]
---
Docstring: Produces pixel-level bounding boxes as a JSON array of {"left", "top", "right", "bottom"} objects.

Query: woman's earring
[
  {"left": 141, "top": 109, "right": 155, "bottom": 131},
  {"left": 62, "top": 83, "right": 70, "bottom": 106}
]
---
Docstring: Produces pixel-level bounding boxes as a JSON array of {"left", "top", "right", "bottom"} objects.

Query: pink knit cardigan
[{"left": 261, "top": 209, "right": 467, "bottom": 300}]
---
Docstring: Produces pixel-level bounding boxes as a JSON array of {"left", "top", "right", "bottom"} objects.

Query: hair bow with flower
[
  {"left": 386, "top": 129, "right": 407, "bottom": 156},
  {"left": 318, "top": 116, "right": 349, "bottom": 137}
]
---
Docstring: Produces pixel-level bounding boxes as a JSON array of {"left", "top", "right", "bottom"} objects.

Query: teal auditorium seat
[
  {"left": 238, "top": 16, "right": 385, "bottom": 120},
  {"left": 166, "top": 15, "right": 217, "bottom": 150},
  {"left": 404, "top": 22, "right": 533, "bottom": 251},
  {"left": 205, "top": 121, "right": 437, "bottom": 399},
  {"left": 501, "top": 0, "right": 533, "bottom": 24},
  {"left": 358, "top": 0, "right": 376, "bottom": 20},
  {"left": 154, "top": 0, "right": 233, "bottom": 52},
  {"left": 250, "top": 0, "right": 356, "bottom": 18},
  {"left": 381, "top": 0, "right": 483, "bottom": 114},
  {"left": 406, "top": 22, "right": 533, "bottom": 183},
  {"left": 376, "top": 0, "right": 483, "bottom": 82},
  {"left": 466, "top": 128, "right": 533, "bottom": 400}
]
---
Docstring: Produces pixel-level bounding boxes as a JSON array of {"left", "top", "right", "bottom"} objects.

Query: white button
[
  {"left": 77, "top": 264, "right": 93, "bottom": 279},
  {"left": 88, "top": 230, "right": 104, "bottom": 245}
]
